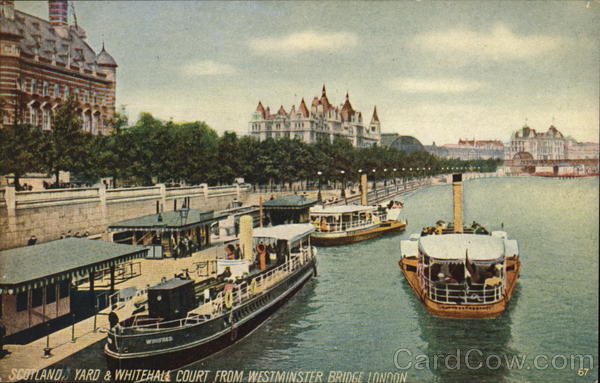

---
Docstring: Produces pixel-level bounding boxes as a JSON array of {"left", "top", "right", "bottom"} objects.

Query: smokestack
[
  {"left": 239, "top": 215, "right": 253, "bottom": 263},
  {"left": 361, "top": 174, "right": 367, "bottom": 205},
  {"left": 48, "top": 0, "right": 68, "bottom": 26},
  {"left": 452, "top": 174, "right": 463, "bottom": 233}
]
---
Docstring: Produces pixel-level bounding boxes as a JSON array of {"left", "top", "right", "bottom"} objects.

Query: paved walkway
[{"left": 0, "top": 244, "right": 225, "bottom": 382}]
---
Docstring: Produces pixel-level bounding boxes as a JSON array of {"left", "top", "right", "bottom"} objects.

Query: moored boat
[
  {"left": 104, "top": 222, "right": 317, "bottom": 371},
  {"left": 399, "top": 174, "right": 521, "bottom": 319},
  {"left": 309, "top": 203, "right": 406, "bottom": 247}
]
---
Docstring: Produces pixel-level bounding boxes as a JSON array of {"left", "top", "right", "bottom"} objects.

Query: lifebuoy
[
  {"left": 256, "top": 243, "right": 267, "bottom": 271},
  {"left": 250, "top": 279, "right": 258, "bottom": 294},
  {"left": 224, "top": 290, "right": 234, "bottom": 309}
]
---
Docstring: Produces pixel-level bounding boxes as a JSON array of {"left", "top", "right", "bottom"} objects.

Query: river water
[{"left": 54, "top": 177, "right": 598, "bottom": 383}]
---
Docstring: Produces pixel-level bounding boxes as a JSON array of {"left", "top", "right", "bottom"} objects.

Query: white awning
[
  {"left": 253, "top": 224, "right": 315, "bottom": 243},
  {"left": 419, "top": 234, "right": 506, "bottom": 262}
]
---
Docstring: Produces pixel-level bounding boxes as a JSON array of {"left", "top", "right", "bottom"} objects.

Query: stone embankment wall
[{"left": 0, "top": 184, "right": 249, "bottom": 250}]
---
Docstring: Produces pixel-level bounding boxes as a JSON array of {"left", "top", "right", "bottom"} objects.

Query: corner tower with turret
[{"left": 0, "top": 0, "right": 117, "bottom": 133}]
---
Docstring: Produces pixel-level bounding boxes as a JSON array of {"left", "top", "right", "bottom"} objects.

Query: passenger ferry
[
  {"left": 399, "top": 174, "right": 521, "bottom": 319},
  {"left": 104, "top": 222, "right": 317, "bottom": 370},
  {"left": 309, "top": 202, "right": 406, "bottom": 247}
]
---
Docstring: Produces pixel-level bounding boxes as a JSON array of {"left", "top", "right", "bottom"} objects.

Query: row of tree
[{"left": 0, "top": 97, "right": 500, "bottom": 189}]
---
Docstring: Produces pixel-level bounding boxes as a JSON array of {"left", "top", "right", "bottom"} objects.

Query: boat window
[
  {"left": 59, "top": 280, "right": 69, "bottom": 298},
  {"left": 32, "top": 287, "right": 43, "bottom": 308},
  {"left": 16, "top": 291, "right": 27, "bottom": 312},
  {"left": 46, "top": 283, "right": 56, "bottom": 304}
]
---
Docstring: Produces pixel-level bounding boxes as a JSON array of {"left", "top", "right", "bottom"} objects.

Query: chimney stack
[
  {"left": 452, "top": 173, "right": 463, "bottom": 233},
  {"left": 48, "top": 0, "right": 68, "bottom": 26},
  {"left": 0, "top": 0, "right": 15, "bottom": 20}
]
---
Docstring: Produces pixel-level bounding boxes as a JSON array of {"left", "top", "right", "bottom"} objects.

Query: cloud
[
  {"left": 410, "top": 24, "right": 567, "bottom": 61},
  {"left": 389, "top": 77, "right": 485, "bottom": 93},
  {"left": 249, "top": 30, "right": 358, "bottom": 55},
  {"left": 181, "top": 60, "right": 237, "bottom": 76}
]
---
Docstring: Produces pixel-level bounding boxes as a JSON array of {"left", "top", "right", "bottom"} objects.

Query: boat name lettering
[{"left": 145, "top": 336, "right": 174, "bottom": 345}]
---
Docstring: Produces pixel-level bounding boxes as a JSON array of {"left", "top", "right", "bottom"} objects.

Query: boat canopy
[
  {"left": 419, "top": 234, "right": 506, "bottom": 262},
  {"left": 253, "top": 224, "right": 315, "bottom": 243},
  {"left": 310, "top": 205, "right": 374, "bottom": 215}
]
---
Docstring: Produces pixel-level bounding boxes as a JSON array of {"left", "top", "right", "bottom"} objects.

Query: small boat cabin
[{"left": 309, "top": 205, "right": 386, "bottom": 233}]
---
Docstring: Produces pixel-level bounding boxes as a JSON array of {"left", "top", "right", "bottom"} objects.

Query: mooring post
[
  {"left": 93, "top": 304, "right": 98, "bottom": 333},
  {"left": 71, "top": 313, "right": 76, "bottom": 343},
  {"left": 43, "top": 323, "right": 52, "bottom": 358}
]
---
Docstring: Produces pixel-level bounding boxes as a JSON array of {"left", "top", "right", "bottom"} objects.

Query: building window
[
  {"left": 16, "top": 291, "right": 28, "bottom": 312},
  {"left": 42, "top": 81, "right": 49, "bottom": 96},
  {"left": 43, "top": 110, "right": 50, "bottom": 130},
  {"left": 32, "top": 287, "right": 43, "bottom": 308},
  {"left": 31, "top": 78, "right": 37, "bottom": 94},
  {"left": 30, "top": 109, "right": 37, "bottom": 126},
  {"left": 59, "top": 280, "right": 69, "bottom": 298},
  {"left": 64, "top": 85, "right": 69, "bottom": 96},
  {"left": 46, "top": 283, "right": 56, "bottom": 304},
  {"left": 54, "top": 83, "right": 60, "bottom": 98}
]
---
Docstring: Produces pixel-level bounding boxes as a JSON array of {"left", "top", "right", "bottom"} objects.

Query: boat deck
[
  {"left": 399, "top": 256, "right": 520, "bottom": 319},
  {"left": 312, "top": 220, "right": 406, "bottom": 246}
]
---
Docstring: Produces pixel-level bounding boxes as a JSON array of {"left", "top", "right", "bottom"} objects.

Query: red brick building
[{"left": 0, "top": 0, "right": 117, "bottom": 134}]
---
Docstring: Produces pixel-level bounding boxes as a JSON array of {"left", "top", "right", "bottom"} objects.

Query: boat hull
[
  {"left": 105, "top": 261, "right": 316, "bottom": 372},
  {"left": 311, "top": 220, "right": 406, "bottom": 247},
  {"left": 399, "top": 256, "right": 520, "bottom": 319}
]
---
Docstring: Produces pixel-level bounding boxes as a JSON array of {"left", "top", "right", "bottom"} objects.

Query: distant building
[
  {"left": 565, "top": 140, "right": 599, "bottom": 160},
  {"left": 425, "top": 139, "right": 504, "bottom": 160},
  {"left": 0, "top": 0, "right": 117, "bottom": 134},
  {"left": 380, "top": 133, "right": 424, "bottom": 153},
  {"left": 249, "top": 86, "right": 381, "bottom": 147},
  {"left": 505, "top": 125, "right": 566, "bottom": 160}
]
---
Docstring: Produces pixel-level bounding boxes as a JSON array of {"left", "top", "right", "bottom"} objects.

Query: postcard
[{"left": 0, "top": 1, "right": 598, "bottom": 382}]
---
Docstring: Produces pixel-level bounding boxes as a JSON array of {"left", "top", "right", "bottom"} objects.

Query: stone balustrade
[{"left": 0, "top": 184, "right": 250, "bottom": 251}]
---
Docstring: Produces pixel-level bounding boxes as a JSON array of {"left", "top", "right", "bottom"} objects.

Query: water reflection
[
  {"left": 188, "top": 279, "right": 319, "bottom": 372},
  {"left": 401, "top": 278, "right": 521, "bottom": 383}
]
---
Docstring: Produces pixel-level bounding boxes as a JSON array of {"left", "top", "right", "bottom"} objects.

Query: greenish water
[{"left": 54, "top": 177, "right": 599, "bottom": 383}]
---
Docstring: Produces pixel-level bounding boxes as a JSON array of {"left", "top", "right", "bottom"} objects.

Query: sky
[{"left": 16, "top": 1, "right": 600, "bottom": 144}]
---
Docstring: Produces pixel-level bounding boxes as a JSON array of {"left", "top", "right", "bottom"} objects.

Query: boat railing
[
  {"left": 114, "top": 254, "right": 309, "bottom": 336},
  {"left": 419, "top": 274, "right": 504, "bottom": 304}
]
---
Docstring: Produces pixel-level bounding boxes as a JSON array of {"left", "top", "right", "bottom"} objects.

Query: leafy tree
[
  {"left": 0, "top": 124, "right": 44, "bottom": 189},
  {"left": 40, "top": 95, "right": 92, "bottom": 185}
]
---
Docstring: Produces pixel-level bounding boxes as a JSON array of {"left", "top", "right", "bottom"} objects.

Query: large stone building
[
  {"left": 505, "top": 124, "right": 599, "bottom": 161},
  {"left": 249, "top": 86, "right": 381, "bottom": 147},
  {"left": 505, "top": 125, "right": 566, "bottom": 160},
  {"left": 0, "top": 0, "right": 117, "bottom": 134},
  {"left": 425, "top": 139, "right": 505, "bottom": 160}
]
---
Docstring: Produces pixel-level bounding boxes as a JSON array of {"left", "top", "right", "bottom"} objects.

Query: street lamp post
[
  {"left": 393, "top": 168, "right": 397, "bottom": 191},
  {"left": 372, "top": 169, "right": 377, "bottom": 197},
  {"left": 317, "top": 171, "right": 323, "bottom": 202},
  {"left": 340, "top": 170, "right": 346, "bottom": 200},
  {"left": 383, "top": 168, "right": 388, "bottom": 188},
  {"left": 358, "top": 169, "right": 363, "bottom": 195}
]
